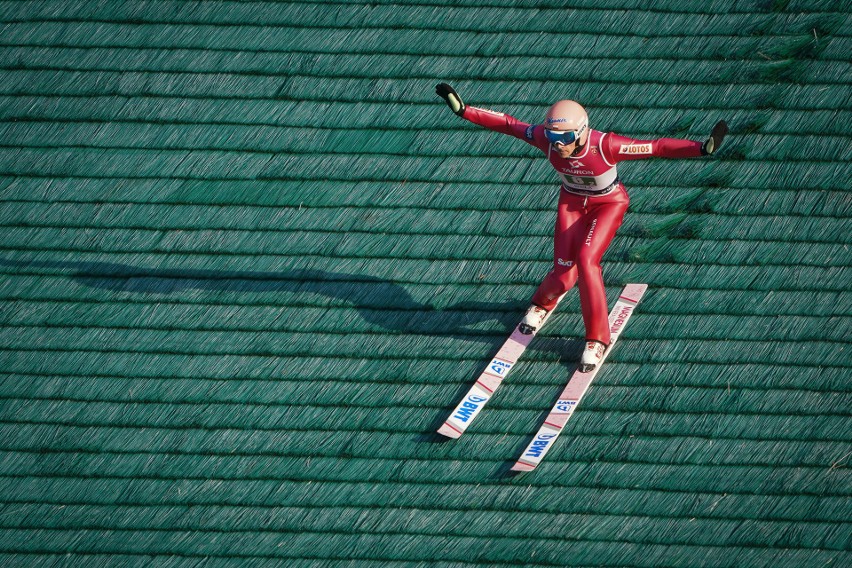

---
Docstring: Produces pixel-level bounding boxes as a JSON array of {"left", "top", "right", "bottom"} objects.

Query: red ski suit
[{"left": 461, "top": 105, "right": 703, "bottom": 344}]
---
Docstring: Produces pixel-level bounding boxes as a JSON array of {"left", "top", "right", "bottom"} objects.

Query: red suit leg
[{"left": 531, "top": 186, "right": 630, "bottom": 344}]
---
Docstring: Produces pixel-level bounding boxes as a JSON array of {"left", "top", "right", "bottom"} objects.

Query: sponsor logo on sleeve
[
  {"left": 478, "top": 107, "right": 505, "bottom": 117},
  {"left": 619, "top": 143, "right": 653, "bottom": 155},
  {"left": 525, "top": 125, "right": 535, "bottom": 140}
]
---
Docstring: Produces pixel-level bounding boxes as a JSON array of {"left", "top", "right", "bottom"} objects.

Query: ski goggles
[{"left": 544, "top": 126, "right": 585, "bottom": 146}]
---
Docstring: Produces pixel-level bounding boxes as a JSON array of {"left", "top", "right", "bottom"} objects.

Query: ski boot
[
  {"left": 519, "top": 305, "right": 548, "bottom": 335},
  {"left": 579, "top": 340, "right": 607, "bottom": 373}
]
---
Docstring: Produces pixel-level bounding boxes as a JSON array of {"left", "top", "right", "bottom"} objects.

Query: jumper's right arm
[
  {"left": 436, "top": 83, "right": 540, "bottom": 147},
  {"left": 461, "top": 105, "right": 534, "bottom": 141}
]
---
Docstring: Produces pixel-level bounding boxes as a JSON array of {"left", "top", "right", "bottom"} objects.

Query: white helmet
[{"left": 543, "top": 100, "right": 589, "bottom": 146}]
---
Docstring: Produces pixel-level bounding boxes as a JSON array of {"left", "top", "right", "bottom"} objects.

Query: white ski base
[
  {"left": 437, "top": 296, "right": 564, "bottom": 439},
  {"left": 511, "top": 283, "right": 648, "bottom": 472}
]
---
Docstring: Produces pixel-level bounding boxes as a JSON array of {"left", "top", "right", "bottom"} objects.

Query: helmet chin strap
[{"left": 570, "top": 125, "right": 588, "bottom": 155}]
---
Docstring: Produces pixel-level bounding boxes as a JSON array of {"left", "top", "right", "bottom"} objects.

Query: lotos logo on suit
[{"left": 619, "top": 143, "right": 652, "bottom": 154}]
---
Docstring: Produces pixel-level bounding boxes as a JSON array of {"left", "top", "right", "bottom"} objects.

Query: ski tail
[
  {"left": 437, "top": 295, "right": 564, "bottom": 439},
  {"left": 510, "top": 284, "right": 648, "bottom": 471}
]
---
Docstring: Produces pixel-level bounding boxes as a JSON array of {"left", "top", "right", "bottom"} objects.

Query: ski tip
[
  {"left": 437, "top": 423, "right": 463, "bottom": 439},
  {"left": 510, "top": 461, "right": 536, "bottom": 473},
  {"left": 623, "top": 283, "right": 649, "bottom": 298}
]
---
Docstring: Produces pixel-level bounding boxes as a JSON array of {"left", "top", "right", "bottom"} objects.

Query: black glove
[
  {"left": 701, "top": 120, "right": 729, "bottom": 155},
  {"left": 435, "top": 83, "right": 465, "bottom": 116}
]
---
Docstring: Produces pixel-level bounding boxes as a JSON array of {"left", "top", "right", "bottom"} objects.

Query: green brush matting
[{"left": 0, "top": 1, "right": 850, "bottom": 566}]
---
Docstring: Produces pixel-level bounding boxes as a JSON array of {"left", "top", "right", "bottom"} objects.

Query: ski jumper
[{"left": 461, "top": 105, "right": 703, "bottom": 344}]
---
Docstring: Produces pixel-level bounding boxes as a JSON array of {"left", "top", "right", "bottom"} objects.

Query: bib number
[{"left": 562, "top": 174, "right": 598, "bottom": 188}]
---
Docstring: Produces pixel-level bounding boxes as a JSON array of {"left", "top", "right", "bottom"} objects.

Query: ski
[
  {"left": 510, "top": 283, "right": 648, "bottom": 472},
  {"left": 437, "top": 295, "right": 565, "bottom": 439}
]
